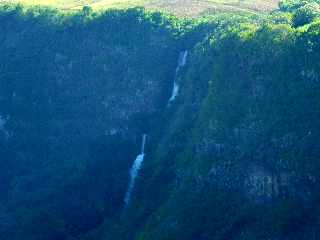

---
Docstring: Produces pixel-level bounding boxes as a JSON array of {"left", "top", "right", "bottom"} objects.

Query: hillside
[
  {"left": 1, "top": 1, "right": 320, "bottom": 240},
  {"left": 1, "top": 0, "right": 280, "bottom": 16}
]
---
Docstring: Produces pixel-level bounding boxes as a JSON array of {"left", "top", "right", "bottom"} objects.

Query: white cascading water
[
  {"left": 168, "top": 50, "right": 188, "bottom": 103},
  {"left": 124, "top": 134, "right": 147, "bottom": 205},
  {"left": 123, "top": 51, "right": 188, "bottom": 206}
]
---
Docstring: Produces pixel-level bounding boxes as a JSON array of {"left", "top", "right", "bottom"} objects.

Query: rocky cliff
[{"left": 0, "top": 3, "right": 320, "bottom": 240}]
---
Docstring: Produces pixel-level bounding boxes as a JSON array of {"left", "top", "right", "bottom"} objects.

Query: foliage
[
  {"left": 292, "top": 2, "right": 320, "bottom": 27},
  {"left": 0, "top": 4, "right": 180, "bottom": 240},
  {"left": 0, "top": 3, "right": 320, "bottom": 240}
]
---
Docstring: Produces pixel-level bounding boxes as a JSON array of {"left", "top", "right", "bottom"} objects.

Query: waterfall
[
  {"left": 168, "top": 50, "right": 188, "bottom": 103},
  {"left": 141, "top": 134, "right": 146, "bottom": 153},
  {"left": 124, "top": 134, "right": 147, "bottom": 206},
  {"left": 123, "top": 51, "right": 188, "bottom": 206}
]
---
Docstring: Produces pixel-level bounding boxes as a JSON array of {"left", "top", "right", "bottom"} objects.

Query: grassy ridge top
[{"left": 0, "top": 0, "right": 279, "bottom": 16}]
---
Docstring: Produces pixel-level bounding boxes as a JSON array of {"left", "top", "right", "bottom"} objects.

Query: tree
[
  {"left": 82, "top": 5, "right": 92, "bottom": 17},
  {"left": 292, "top": 3, "right": 320, "bottom": 27}
]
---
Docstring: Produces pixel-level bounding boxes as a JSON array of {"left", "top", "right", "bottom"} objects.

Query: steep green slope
[
  {"left": 123, "top": 20, "right": 320, "bottom": 240},
  {"left": 0, "top": 1, "right": 320, "bottom": 240},
  {"left": 93, "top": 2, "right": 320, "bottom": 239},
  {"left": 0, "top": 5, "right": 181, "bottom": 240}
]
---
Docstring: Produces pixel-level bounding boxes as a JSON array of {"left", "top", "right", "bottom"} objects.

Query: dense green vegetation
[
  {"left": 0, "top": 5, "right": 181, "bottom": 239},
  {"left": 0, "top": 1, "right": 319, "bottom": 240}
]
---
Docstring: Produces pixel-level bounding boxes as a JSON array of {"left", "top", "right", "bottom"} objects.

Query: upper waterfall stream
[{"left": 168, "top": 50, "right": 188, "bottom": 103}]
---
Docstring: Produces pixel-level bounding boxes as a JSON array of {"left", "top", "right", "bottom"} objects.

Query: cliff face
[
  {"left": 111, "top": 20, "right": 320, "bottom": 240},
  {"left": 1, "top": 4, "right": 320, "bottom": 240},
  {"left": 1, "top": 12, "right": 176, "bottom": 140},
  {"left": 0, "top": 7, "right": 180, "bottom": 239}
]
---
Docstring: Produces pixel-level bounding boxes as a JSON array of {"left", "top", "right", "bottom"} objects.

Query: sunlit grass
[
  {"left": 4, "top": 0, "right": 61, "bottom": 6},
  {"left": 2, "top": 0, "right": 150, "bottom": 9},
  {"left": 1, "top": 0, "right": 279, "bottom": 15},
  {"left": 74, "top": 0, "right": 150, "bottom": 10}
]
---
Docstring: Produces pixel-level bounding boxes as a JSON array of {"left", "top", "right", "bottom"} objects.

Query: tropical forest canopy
[{"left": 0, "top": 0, "right": 319, "bottom": 239}]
